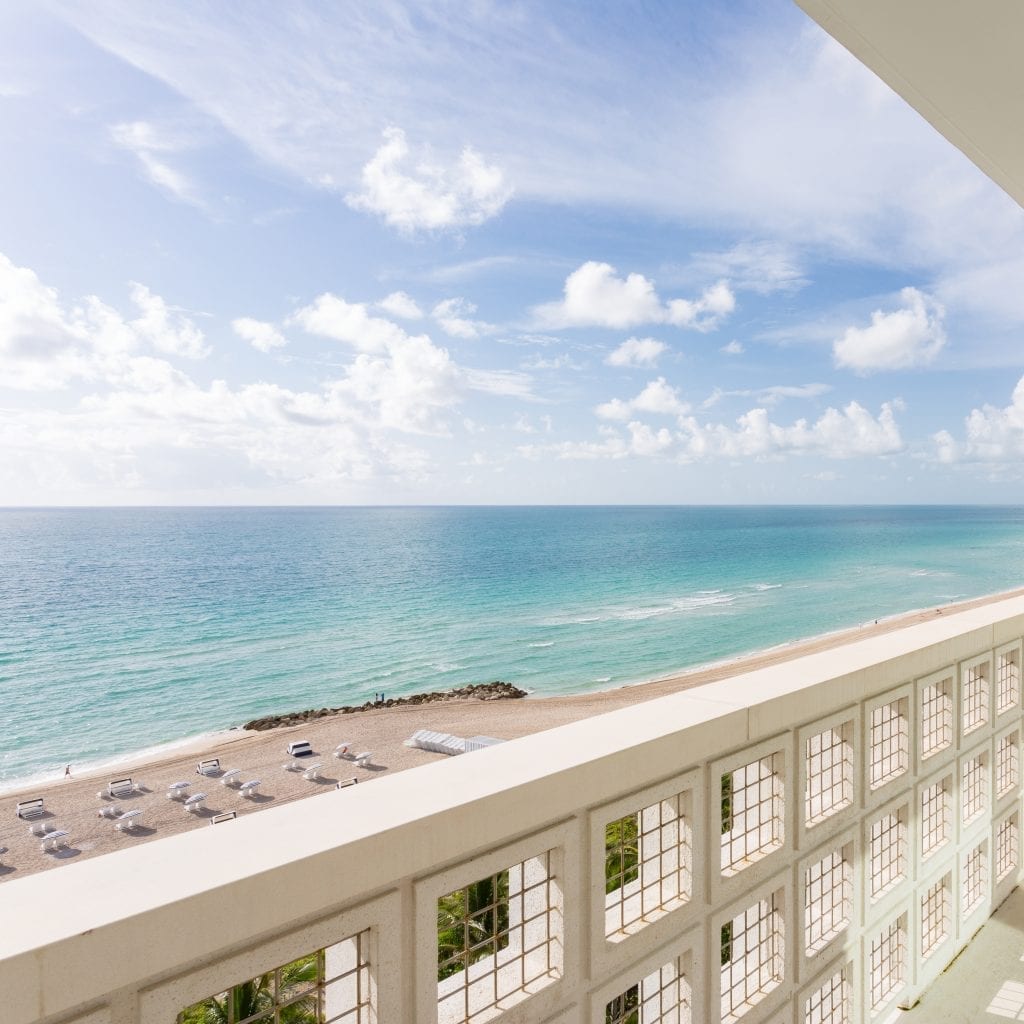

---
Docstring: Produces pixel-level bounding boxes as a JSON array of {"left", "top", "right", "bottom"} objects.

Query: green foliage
[
  {"left": 721, "top": 772, "right": 733, "bottom": 835},
  {"left": 178, "top": 954, "right": 319, "bottom": 1024},
  {"left": 605, "top": 983, "right": 639, "bottom": 1023},
  {"left": 436, "top": 871, "right": 511, "bottom": 982},
  {"left": 604, "top": 814, "right": 640, "bottom": 894},
  {"left": 721, "top": 921, "right": 734, "bottom": 967}
]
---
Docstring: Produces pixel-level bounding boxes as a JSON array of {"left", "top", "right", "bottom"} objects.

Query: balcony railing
[{"left": 4, "top": 594, "right": 1024, "bottom": 1024}]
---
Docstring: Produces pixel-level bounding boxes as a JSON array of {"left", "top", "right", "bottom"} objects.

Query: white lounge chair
[
  {"left": 196, "top": 758, "right": 221, "bottom": 777},
  {"left": 0, "top": 845, "right": 8, "bottom": 866},
  {"left": 97, "top": 805, "right": 121, "bottom": 819},
  {"left": 15, "top": 798, "right": 45, "bottom": 820},
  {"left": 464, "top": 736, "right": 504, "bottom": 752},
  {"left": 301, "top": 763, "right": 323, "bottom": 781},
  {"left": 286, "top": 740, "right": 313, "bottom": 757},
  {"left": 29, "top": 820, "right": 57, "bottom": 837},
  {"left": 239, "top": 780, "right": 261, "bottom": 798},
  {"left": 41, "top": 830, "right": 69, "bottom": 853},
  {"left": 166, "top": 781, "right": 191, "bottom": 800},
  {"left": 183, "top": 793, "right": 207, "bottom": 813},
  {"left": 220, "top": 769, "right": 243, "bottom": 787},
  {"left": 283, "top": 759, "right": 307, "bottom": 772},
  {"left": 332, "top": 742, "right": 352, "bottom": 759},
  {"left": 98, "top": 778, "right": 140, "bottom": 800},
  {"left": 114, "top": 809, "right": 143, "bottom": 832},
  {"left": 354, "top": 751, "right": 373, "bottom": 768}
]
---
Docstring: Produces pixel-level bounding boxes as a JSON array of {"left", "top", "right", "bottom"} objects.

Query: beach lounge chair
[
  {"left": 41, "top": 830, "right": 69, "bottom": 853},
  {"left": 337, "top": 777, "right": 359, "bottom": 789},
  {"left": 196, "top": 758, "right": 221, "bottom": 777},
  {"left": 183, "top": 793, "right": 207, "bottom": 813},
  {"left": 332, "top": 742, "right": 351, "bottom": 759},
  {"left": 283, "top": 759, "right": 307, "bottom": 772},
  {"left": 210, "top": 811, "right": 236, "bottom": 825},
  {"left": 301, "top": 763, "right": 323, "bottom": 781},
  {"left": 29, "top": 820, "right": 58, "bottom": 837},
  {"left": 114, "top": 809, "right": 143, "bottom": 832},
  {"left": 98, "top": 778, "right": 140, "bottom": 800},
  {"left": 0, "top": 845, "right": 8, "bottom": 866},
  {"left": 15, "top": 798, "right": 45, "bottom": 820},
  {"left": 166, "top": 781, "right": 191, "bottom": 800},
  {"left": 239, "top": 780, "right": 261, "bottom": 797},
  {"left": 286, "top": 740, "right": 313, "bottom": 757},
  {"left": 354, "top": 751, "right": 373, "bottom": 768},
  {"left": 97, "top": 805, "right": 121, "bottom": 819},
  {"left": 220, "top": 769, "right": 243, "bottom": 787}
]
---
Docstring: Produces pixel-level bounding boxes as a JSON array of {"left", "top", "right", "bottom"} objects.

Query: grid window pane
[
  {"left": 997, "top": 732, "right": 1019, "bottom": 799},
  {"left": 720, "top": 892, "right": 785, "bottom": 1023},
  {"left": 805, "top": 723, "right": 854, "bottom": 826},
  {"left": 869, "top": 916, "right": 906, "bottom": 1014},
  {"left": 997, "top": 813, "right": 1019, "bottom": 883},
  {"left": 804, "top": 966, "right": 851, "bottom": 1024},
  {"left": 921, "top": 777, "right": 952, "bottom": 860},
  {"left": 962, "top": 755, "right": 989, "bottom": 824},
  {"left": 176, "top": 931, "right": 373, "bottom": 1024},
  {"left": 437, "top": 853, "right": 561, "bottom": 1023},
  {"left": 869, "top": 700, "right": 909, "bottom": 789},
  {"left": 721, "top": 754, "right": 784, "bottom": 876},
  {"left": 920, "top": 678, "right": 953, "bottom": 760},
  {"left": 997, "top": 650, "right": 1020, "bottom": 715},
  {"left": 962, "top": 843, "right": 987, "bottom": 917},
  {"left": 607, "top": 954, "right": 692, "bottom": 1024},
  {"left": 869, "top": 810, "right": 907, "bottom": 901},
  {"left": 920, "top": 875, "right": 951, "bottom": 961},
  {"left": 962, "top": 663, "right": 989, "bottom": 735},
  {"left": 604, "top": 790, "right": 692, "bottom": 939},
  {"left": 804, "top": 846, "right": 853, "bottom": 955}
]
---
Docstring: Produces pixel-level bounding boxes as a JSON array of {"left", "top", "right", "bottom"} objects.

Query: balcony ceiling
[{"left": 795, "top": 0, "right": 1024, "bottom": 209}]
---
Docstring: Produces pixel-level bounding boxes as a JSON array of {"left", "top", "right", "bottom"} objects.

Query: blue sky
[{"left": 1, "top": 0, "right": 1023, "bottom": 505}]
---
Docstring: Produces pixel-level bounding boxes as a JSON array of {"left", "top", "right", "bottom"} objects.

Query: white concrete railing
[{"left": 4, "top": 594, "right": 1024, "bottom": 1024}]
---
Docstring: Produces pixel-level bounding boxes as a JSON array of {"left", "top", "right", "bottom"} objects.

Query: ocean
[{"left": 2, "top": 505, "right": 1023, "bottom": 790}]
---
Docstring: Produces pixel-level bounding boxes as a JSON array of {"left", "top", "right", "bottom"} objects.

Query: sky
[{"left": 1, "top": 1, "right": 1023, "bottom": 506}]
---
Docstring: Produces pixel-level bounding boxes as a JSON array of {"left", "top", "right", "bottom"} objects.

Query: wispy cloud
[{"left": 110, "top": 120, "right": 205, "bottom": 208}]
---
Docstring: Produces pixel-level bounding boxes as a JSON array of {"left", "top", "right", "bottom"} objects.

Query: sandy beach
[{"left": 2, "top": 586, "right": 1022, "bottom": 883}]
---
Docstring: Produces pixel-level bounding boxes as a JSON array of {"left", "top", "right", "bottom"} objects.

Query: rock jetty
[{"left": 242, "top": 681, "right": 528, "bottom": 732}]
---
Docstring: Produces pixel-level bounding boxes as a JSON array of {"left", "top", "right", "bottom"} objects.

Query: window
[
  {"left": 869, "top": 700, "right": 908, "bottom": 789},
  {"left": 869, "top": 916, "right": 906, "bottom": 1015},
  {"left": 805, "top": 723, "right": 853, "bottom": 826},
  {"left": 869, "top": 809, "right": 907, "bottom": 901},
  {"left": 920, "top": 676, "right": 953, "bottom": 761},
  {"left": 920, "top": 875, "right": 950, "bottom": 960},
  {"left": 804, "top": 846, "right": 852, "bottom": 954},
  {"left": 720, "top": 892, "right": 785, "bottom": 1023},
  {"left": 721, "top": 754, "right": 784, "bottom": 876}
]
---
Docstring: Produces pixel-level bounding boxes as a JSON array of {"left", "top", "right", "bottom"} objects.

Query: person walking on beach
[{"left": 64, "top": 764, "right": 72, "bottom": 779}]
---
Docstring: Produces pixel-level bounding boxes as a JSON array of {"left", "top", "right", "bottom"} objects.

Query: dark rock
[{"left": 241, "top": 681, "right": 528, "bottom": 732}]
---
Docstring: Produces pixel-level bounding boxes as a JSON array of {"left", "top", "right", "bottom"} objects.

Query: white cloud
[
  {"left": 345, "top": 127, "right": 512, "bottom": 233},
  {"left": 933, "top": 375, "right": 1024, "bottom": 463},
  {"left": 536, "top": 399, "right": 902, "bottom": 462},
  {"left": 378, "top": 291, "right": 423, "bottom": 319},
  {"left": 291, "top": 293, "right": 408, "bottom": 352},
  {"left": 605, "top": 337, "right": 667, "bottom": 368},
  {"left": 110, "top": 120, "right": 202, "bottom": 207},
  {"left": 535, "top": 262, "right": 734, "bottom": 331},
  {"left": 232, "top": 317, "right": 287, "bottom": 352},
  {"left": 431, "top": 297, "right": 492, "bottom": 339},
  {"left": 681, "top": 241, "right": 807, "bottom": 295},
  {"left": 721, "top": 340, "right": 745, "bottom": 355},
  {"left": 129, "top": 283, "right": 208, "bottom": 359},
  {"left": 833, "top": 287, "right": 946, "bottom": 373},
  {"left": 596, "top": 378, "right": 688, "bottom": 421},
  {"left": 705, "top": 382, "right": 832, "bottom": 408}
]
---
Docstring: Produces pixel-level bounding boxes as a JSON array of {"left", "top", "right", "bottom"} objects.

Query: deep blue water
[{"left": 2, "top": 506, "right": 1023, "bottom": 788}]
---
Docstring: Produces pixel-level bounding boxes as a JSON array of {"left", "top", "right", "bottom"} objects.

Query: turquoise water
[{"left": 2, "top": 506, "right": 1023, "bottom": 789}]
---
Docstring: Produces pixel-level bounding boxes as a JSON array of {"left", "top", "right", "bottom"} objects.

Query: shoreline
[
  {"left": 1, "top": 584, "right": 1017, "bottom": 801},
  {"left": 2, "top": 584, "right": 1023, "bottom": 882}
]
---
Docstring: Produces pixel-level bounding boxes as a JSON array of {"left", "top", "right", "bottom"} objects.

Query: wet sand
[{"left": 2, "top": 587, "right": 1021, "bottom": 882}]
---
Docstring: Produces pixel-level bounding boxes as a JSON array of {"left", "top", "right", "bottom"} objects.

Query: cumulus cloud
[
  {"left": 833, "top": 287, "right": 946, "bottom": 373},
  {"left": 110, "top": 120, "right": 202, "bottom": 207},
  {"left": 378, "top": 291, "right": 423, "bottom": 320},
  {"left": 605, "top": 336, "right": 667, "bottom": 368},
  {"left": 290, "top": 294, "right": 408, "bottom": 352},
  {"left": 721, "top": 340, "right": 744, "bottom": 355},
  {"left": 531, "top": 399, "right": 902, "bottom": 462},
  {"left": 232, "top": 317, "right": 287, "bottom": 352},
  {"left": 535, "top": 261, "right": 734, "bottom": 331},
  {"left": 345, "top": 127, "right": 512, "bottom": 233},
  {"left": 596, "top": 378, "right": 688, "bottom": 421},
  {"left": 431, "top": 297, "right": 492, "bottom": 339},
  {"left": 932, "top": 375, "right": 1024, "bottom": 463},
  {"left": 129, "top": 284, "right": 208, "bottom": 359}
]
